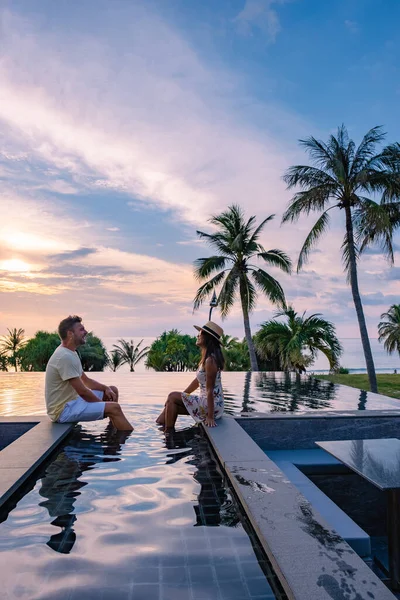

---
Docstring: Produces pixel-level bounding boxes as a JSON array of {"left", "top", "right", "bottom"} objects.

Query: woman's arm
[
  {"left": 205, "top": 357, "right": 218, "bottom": 427},
  {"left": 183, "top": 378, "right": 199, "bottom": 394}
]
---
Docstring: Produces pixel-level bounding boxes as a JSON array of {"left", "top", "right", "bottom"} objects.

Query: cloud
[
  {"left": 0, "top": 7, "right": 306, "bottom": 229},
  {"left": 50, "top": 247, "right": 98, "bottom": 262},
  {"left": 361, "top": 292, "right": 400, "bottom": 306},
  {"left": 233, "top": 0, "right": 289, "bottom": 42},
  {"left": 344, "top": 20, "right": 359, "bottom": 34}
]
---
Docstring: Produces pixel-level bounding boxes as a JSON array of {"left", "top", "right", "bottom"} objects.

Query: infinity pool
[
  {"left": 0, "top": 371, "right": 399, "bottom": 600},
  {"left": 1, "top": 371, "right": 399, "bottom": 417},
  {"left": 0, "top": 373, "right": 289, "bottom": 600}
]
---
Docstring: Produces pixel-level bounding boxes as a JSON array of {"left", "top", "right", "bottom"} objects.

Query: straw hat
[{"left": 194, "top": 321, "right": 224, "bottom": 343}]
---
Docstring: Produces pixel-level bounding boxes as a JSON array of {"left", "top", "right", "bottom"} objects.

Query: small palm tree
[
  {"left": 194, "top": 205, "right": 292, "bottom": 371},
  {"left": 255, "top": 306, "right": 342, "bottom": 373},
  {"left": 0, "top": 328, "right": 27, "bottom": 372},
  {"left": 220, "top": 334, "right": 240, "bottom": 349},
  {"left": 0, "top": 351, "right": 8, "bottom": 372},
  {"left": 282, "top": 125, "right": 400, "bottom": 392},
  {"left": 112, "top": 339, "right": 149, "bottom": 372},
  {"left": 378, "top": 304, "right": 400, "bottom": 356},
  {"left": 109, "top": 350, "right": 124, "bottom": 372}
]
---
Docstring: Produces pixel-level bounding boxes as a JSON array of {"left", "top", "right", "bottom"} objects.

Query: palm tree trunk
[
  {"left": 345, "top": 206, "right": 377, "bottom": 393},
  {"left": 240, "top": 296, "right": 258, "bottom": 371}
]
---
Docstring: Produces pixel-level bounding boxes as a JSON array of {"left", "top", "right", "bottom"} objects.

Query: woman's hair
[{"left": 199, "top": 331, "right": 225, "bottom": 371}]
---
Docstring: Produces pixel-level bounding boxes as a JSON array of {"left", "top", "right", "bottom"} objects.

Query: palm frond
[
  {"left": 281, "top": 186, "right": 337, "bottom": 224},
  {"left": 350, "top": 126, "right": 386, "bottom": 176},
  {"left": 196, "top": 230, "right": 233, "bottom": 256},
  {"left": 297, "top": 209, "right": 331, "bottom": 271},
  {"left": 355, "top": 200, "right": 400, "bottom": 263},
  {"left": 194, "top": 256, "right": 229, "bottom": 280},
  {"left": 247, "top": 214, "right": 275, "bottom": 248},
  {"left": 193, "top": 270, "right": 227, "bottom": 311},
  {"left": 257, "top": 249, "right": 292, "bottom": 274},
  {"left": 378, "top": 304, "right": 400, "bottom": 355},
  {"left": 218, "top": 268, "right": 240, "bottom": 317},
  {"left": 283, "top": 165, "right": 338, "bottom": 190},
  {"left": 251, "top": 268, "right": 286, "bottom": 307},
  {"left": 298, "top": 136, "right": 335, "bottom": 171}
]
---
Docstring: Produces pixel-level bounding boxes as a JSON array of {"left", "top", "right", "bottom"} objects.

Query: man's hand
[
  {"left": 103, "top": 387, "right": 117, "bottom": 402},
  {"left": 204, "top": 415, "right": 217, "bottom": 427}
]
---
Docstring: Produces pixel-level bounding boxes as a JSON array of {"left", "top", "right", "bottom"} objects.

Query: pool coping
[
  {"left": 203, "top": 412, "right": 397, "bottom": 600},
  {"left": 0, "top": 416, "right": 73, "bottom": 510}
]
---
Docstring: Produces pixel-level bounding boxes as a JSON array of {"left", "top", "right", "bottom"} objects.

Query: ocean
[{"left": 102, "top": 337, "right": 400, "bottom": 374}]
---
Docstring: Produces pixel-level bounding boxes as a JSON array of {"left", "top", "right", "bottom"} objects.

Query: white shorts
[{"left": 57, "top": 391, "right": 106, "bottom": 423}]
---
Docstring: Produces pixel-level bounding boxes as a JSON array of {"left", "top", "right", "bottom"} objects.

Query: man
[{"left": 45, "top": 315, "right": 133, "bottom": 431}]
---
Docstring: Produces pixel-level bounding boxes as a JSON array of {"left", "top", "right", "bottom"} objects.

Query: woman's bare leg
[
  {"left": 156, "top": 406, "right": 166, "bottom": 425},
  {"left": 164, "top": 392, "right": 189, "bottom": 430}
]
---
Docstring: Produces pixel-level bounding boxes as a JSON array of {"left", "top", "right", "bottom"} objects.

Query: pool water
[
  {"left": 1, "top": 370, "right": 399, "bottom": 600},
  {"left": 0, "top": 404, "right": 281, "bottom": 600},
  {"left": 1, "top": 371, "right": 399, "bottom": 417}
]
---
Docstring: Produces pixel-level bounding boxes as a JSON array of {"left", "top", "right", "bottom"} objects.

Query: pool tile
[
  {"left": 162, "top": 566, "right": 189, "bottom": 585},
  {"left": 131, "top": 584, "right": 161, "bottom": 599},
  {"left": 162, "top": 585, "right": 192, "bottom": 600},
  {"left": 219, "top": 579, "right": 249, "bottom": 599},
  {"left": 188, "top": 564, "right": 215, "bottom": 582},
  {"left": 132, "top": 567, "right": 160, "bottom": 584},
  {"left": 215, "top": 562, "right": 241, "bottom": 581},
  {"left": 245, "top": 577, "right": 275, "bottom": 597}
]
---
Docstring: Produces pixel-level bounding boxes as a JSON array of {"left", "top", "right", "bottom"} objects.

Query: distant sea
[{"left": 103, "top": 337, "right": 400, "bottom": 374}]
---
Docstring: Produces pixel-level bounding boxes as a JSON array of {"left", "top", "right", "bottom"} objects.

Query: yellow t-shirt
[{"left": 45, "top": 345, "right": 83, "bottom": 422}]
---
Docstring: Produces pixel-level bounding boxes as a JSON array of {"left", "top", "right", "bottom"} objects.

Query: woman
[{"left": 156, "top": 321, "right": 225, "bottom": 430}]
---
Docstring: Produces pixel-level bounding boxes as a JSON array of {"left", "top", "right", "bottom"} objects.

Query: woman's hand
[{"left": 204, "top": 416, "right": 217, "bottom": 427}]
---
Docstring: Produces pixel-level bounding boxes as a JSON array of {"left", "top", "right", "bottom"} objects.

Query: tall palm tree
[
  {"left": 194, "top": 205, "right": 292, "bottom": 371},
  {"left": 282, "top": 125, "right": 400, "bottom": 392},
  {"left": 255, "top": 306, "right": 342, "bottom": 373},
  {"left": 112, "top": 339, "right": 149, "bottom": 372},
  {"left": 378, "top": 304, "right": 400, "bottom": 356},
  {"left": 0, "top": 328, "right": 27, "bottom": 372}
]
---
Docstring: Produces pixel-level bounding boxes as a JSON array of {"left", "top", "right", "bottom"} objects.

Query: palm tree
[
  {"left": 378, "top": 304, "right": 400, "bottom": 356},
  {"left": 220, "top": 334, "right": 240, "bottom": 349},
  {"left": 282, "top": 125, "right": 400, "bottom": 392},
  {"left": 109, "top": 349, "right": 124, "bottom": 372},
  {"left": 112, "top": 339, "right": 149, "bottom": 372},
  {"left": 194, "top": 205, "right": 292, "bottom": 371},
  {"left": 0, "top": 351, "right": 8, "bottom": 372},
  {"left": 255, "top": 306, "right": 342, "bottom": 373},
  {"left": 0, "top": 328, "right": 27, "bottom": 372}
]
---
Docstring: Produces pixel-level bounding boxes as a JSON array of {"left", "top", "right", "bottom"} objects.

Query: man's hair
[{"left": 58, "top": 315, "right": 82, "bottom": 341}]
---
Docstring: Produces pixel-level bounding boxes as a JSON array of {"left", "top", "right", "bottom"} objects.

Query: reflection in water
[
  {"left": 252, "top": 372, "right": 337, "bottom": 412},
  {"left": 1, "top": 371, "right": 400, "bottom": 418},
  {"left": 164, "top": 427, "right": 239, "bottom": 528},
  {"left": 32, "top": 424, "right": 239, "bottom": 556},
  {"left": 358, "top": 390, "right": 368, "bottom": 411},
  {"left": 349, "top": 439, "right": 400, "bottom": 489},
  {"left": 38, "top": 425, "right": 132, "bottom": 554}
]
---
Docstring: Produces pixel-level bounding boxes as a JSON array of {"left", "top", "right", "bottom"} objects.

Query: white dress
[{"left": 181, "top": 367, "right": 224, "bottom": 423}]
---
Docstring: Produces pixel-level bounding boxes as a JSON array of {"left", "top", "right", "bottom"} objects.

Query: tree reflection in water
[
  {"left": 164, "top": 427, "right": 240, "bottom": 528},
  {"left": 253, "top": 372, "right": 337, "bottom": 413},
  {"left": 38, "top": 424, "right": 131, "bottom": 554}
]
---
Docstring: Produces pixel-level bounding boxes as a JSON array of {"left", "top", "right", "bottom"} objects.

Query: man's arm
[
  {"left": 81, "top": 372, "right": 117, "bottom": 401},
  {"left": 69, "top": 377, "right": 106, "bottom": 403}
]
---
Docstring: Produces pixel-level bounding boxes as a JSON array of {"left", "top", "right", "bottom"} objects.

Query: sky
[{"left": 0, "top": 0, "right": 399, "bottom": 346}]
